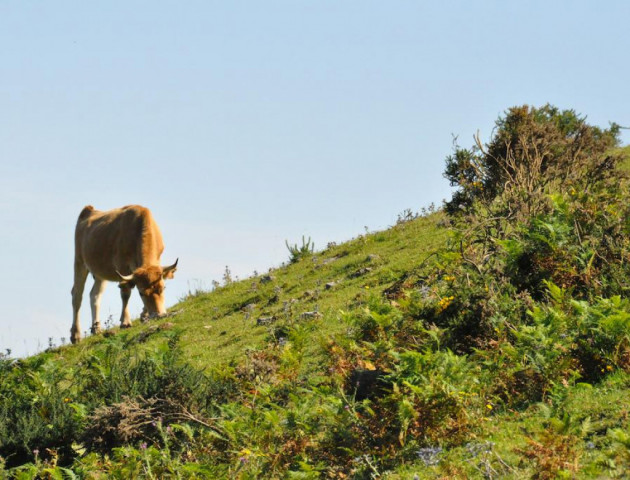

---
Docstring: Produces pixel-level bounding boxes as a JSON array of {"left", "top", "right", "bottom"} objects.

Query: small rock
[
  {"left": 300, "top": 311, "right": 323, "bottom": 320},
  {"left": 158, "top": 322, "right": 175, "bottom": 330},
  {"left": 366, "top": 254, "right": 380, "bottom": 262},
  {"left": 257, "top": 316, "right": 275, "bottom": 326},
  {"left": 325, "top": 281, "right": 338, "bottom": 290},
  {"left": 260, "top": 274, "right": 275, "bottom": 283},
  {"left": 135, "top": 325, "right": 159, "bottom": 342},
  {"left": 350, "top": 267, "right": 373, "bottom": 278}
]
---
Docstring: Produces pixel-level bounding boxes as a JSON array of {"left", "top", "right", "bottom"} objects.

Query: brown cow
[{"left": 71, "top": 205, "right": 178, "bottom": 344}]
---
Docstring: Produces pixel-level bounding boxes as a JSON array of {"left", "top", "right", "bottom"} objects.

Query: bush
[
  {"left": 0, "top": 356, "right": 82, "bottom": 467},
  {"left": 413, "top": 104, "right": 630, "bottom": 410},
  {"left": 444, "top": 104, "right": 622, "bottom": 218},
  {"left": 501, "top": 191, "right": 630, "bottom": 300}
]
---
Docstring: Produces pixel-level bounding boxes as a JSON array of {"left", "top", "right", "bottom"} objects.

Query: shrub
[
  {"left": 444, "top": 104, "right": 622, "bottom": 218},
  {"left": 0, "top": 356, "right": 82, "bottom": 467},
  {"left": 390, "top": 348, "right": 481, "bottom": 445},
  {"left": 500, "top": 191, "right": 630, "bottom": 300},
  {"left": 285, "top": 236, "right": 314, "bottom": 263}
]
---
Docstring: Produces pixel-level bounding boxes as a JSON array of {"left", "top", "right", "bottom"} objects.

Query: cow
[{"left": 71, "top": 205, "right": 178, "bottom": 344}]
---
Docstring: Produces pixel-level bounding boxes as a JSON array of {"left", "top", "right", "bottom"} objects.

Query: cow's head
[{"left": 117, "top": 259, "right": 178, "bottom": 318}]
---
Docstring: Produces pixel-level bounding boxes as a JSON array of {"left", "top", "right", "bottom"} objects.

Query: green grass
[
  {"left": 52, "top": 212, "right": 448, "bottom": 372},
  {"left": 5, "top": 138, "right": 630, "bottom": 477},
  {"left": 43, "top": 140, "right": 630, "bottom": 374},
  {"left": 18, "top": 200, "right": 629, "bottom": 478}
]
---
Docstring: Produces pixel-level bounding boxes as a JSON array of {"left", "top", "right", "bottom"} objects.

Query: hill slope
[
  {"left": 62, "top": 209, "right": 448, "bottom": 371},
  {"left": 3, "top": 203, "right": 630, "bottom": 479},
  {"left": 2, "top": 118, "right": 630, "bottom": 479},
  {"left": 2, "top": 212, "right": 458, "bottom": 477}
]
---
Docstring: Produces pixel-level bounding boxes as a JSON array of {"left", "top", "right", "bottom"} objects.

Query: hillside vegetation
[{"left": 1, "top": 106, "right": 630, "bottom": 479}]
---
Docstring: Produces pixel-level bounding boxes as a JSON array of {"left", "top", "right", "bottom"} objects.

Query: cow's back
[{"left": 75, "top": 205, "right": 164, "bottom": 281}]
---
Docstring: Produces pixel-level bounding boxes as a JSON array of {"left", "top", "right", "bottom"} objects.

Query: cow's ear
[
  {"left": 162, "top": 259, "right": 178, "bottom": 280},
  {"left": 163, "top": 269, "right": 176, "bottom": 280}
]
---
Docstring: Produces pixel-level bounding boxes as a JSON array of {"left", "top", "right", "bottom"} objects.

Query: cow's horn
[
  {"left": 116, "top": 271, "right": 135, "bottom": 282},
  {"left": 163, "top": 258, "right": 178, "bottom": 273}
]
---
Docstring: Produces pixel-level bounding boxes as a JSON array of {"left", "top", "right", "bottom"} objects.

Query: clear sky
[{"left": 1, "top": 1, "right": 628, "bottom": 357}]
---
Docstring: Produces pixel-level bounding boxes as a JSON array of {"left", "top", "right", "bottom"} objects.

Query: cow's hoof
[
  {"left": 91, "top": 326, "right": 102, "bottom": 335},
  {"left": 120, "top": 322, "right": 132, "bottom": 329},
  {"left": 71, "top": 329, "right": 81, "bottom": 344}
]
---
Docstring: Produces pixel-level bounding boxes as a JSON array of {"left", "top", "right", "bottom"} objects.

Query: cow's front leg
[
  {"left": 71, "top": 262, "right": 89, "bottom": 344},
  {"left": 89, "top": 277, "right": 106, "bottom": 335},
  {"left": 119, "top": 283, "right": 133, "bottom": 328}
]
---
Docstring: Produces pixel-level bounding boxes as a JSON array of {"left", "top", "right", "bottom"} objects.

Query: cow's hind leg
[
  {"left": 119, "top": 283, "right": 133, "bottom": 329},
  {"left": 71, "top": 262, "right": 89, "bottom": 344},
  {"left": 89, "top": 277, "right": 106, "bottom": 335}
]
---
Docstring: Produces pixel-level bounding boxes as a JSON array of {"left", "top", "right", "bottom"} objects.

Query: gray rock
[
  {"left": 350, "top": 267, "right": 373, "bottom": 278},
  {"left": 256, "top": 316, "right": 275, "bottom": 326}
]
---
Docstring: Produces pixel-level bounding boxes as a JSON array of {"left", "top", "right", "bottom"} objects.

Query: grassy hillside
[
  {"left": 1, "top": 108, "right": 630, "bottom": 479},
  {"left": 8, "top": 202, "right": 629, "bottom": 479},
  {"left": 1, "top": 212, "right": 453, "bottom": 477},
  {"left": 64, "top": 209, "right": 448, "bottom": 371}
]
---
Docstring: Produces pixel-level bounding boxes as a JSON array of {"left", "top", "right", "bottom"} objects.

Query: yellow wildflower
[{"left": 437, "top": 296, "right": 455, "bottom": 312}]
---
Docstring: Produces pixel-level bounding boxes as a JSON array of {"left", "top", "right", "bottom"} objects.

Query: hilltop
[{"left": 1, "top": 108, "right": 630, "bottom": 479}]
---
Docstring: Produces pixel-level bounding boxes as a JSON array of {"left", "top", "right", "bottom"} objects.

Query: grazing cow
[{"left": 71, "top": 205, "right": 178, "bottom": 344}]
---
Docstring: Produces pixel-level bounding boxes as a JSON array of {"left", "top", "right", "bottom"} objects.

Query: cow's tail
[{"left": 77, "top": 205, "right": 95, "bottom": 222}]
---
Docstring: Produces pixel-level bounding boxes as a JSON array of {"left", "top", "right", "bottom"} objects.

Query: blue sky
[{"left": 1, "top": 1, "right": 628, "bottom": 356}]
